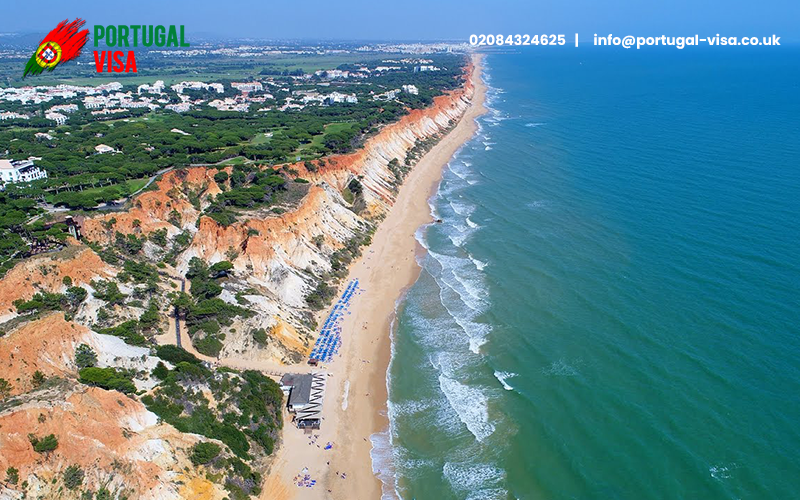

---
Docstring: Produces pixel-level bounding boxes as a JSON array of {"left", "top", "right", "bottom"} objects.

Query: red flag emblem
[{"left": 24, "top": 19, "right": 89, "bottom": 78}]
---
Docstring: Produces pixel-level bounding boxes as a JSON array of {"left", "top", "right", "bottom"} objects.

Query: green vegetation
[
  {"left": 0, "top": 378, "right": 11, "bottom": 400},
  {"left": 151, "top": 362, "right": 170, "bottom": 380},
  {"left": 75, "top": 344, "right": 98, "bottom": 369},
  {"left": 78, "top": 367, "right": 136, "bottom": 394},
  {"left": 141, "top": 354, "right": 282, "bottom": 498},
  {"left": 99, "top": 320, "right": 147, "bottom": 346},
  {"left": 63, "top": 465, "right": 85, "bottom": 490},
  {"left": 178, "top": 257, "right": 251, "bottom": 356},
  {"left": 155, "top": 344, "right": 201, "bottom": 365},
  {"left": 29, "top": 433, "right": 59, "bottom": 453},
  {"left": 32, "top": 370, "right": 46, "bottom": 388},
  {"left": 252, "top": 328, "right": 268, "bottom": 345},
  {"left": 190, "top": 442, "right": 222, "bottom": 465},
  {"left": 92, "top": 279, "right": 126, "bottom": 305},
  {"left": 5, "top": 466, "right": 19, "bottom": 486},
  {"left": 13, "top": 287, "right": 87, "bottom": 316},
  {"left": 306, "top": 228, "right": 373, "bottom": 310}
]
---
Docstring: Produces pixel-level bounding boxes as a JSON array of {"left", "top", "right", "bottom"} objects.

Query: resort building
[
  {"left": 0, "top": 111, "right": 29, "bottom": 121},
  {"left": 95, "top": 144, "right": 119, "bottom": 154},
  {"left": 45, "top": 111, "right": 67, "bottom": 125},
  {"left": 231, "top": 81, "right": 264, "bottom": 93},
  {"left": 0, "top": 159, "right": 48, "bottom": 185}
]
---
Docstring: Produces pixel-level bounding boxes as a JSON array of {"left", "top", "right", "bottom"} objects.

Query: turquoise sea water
[{"left": 374, "top": 48, "right": 800, "bottom": 499}]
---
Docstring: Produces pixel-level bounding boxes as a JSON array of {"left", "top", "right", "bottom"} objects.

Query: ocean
[{"left": 373, "top": 47, "right": 800, "bottom": 499}]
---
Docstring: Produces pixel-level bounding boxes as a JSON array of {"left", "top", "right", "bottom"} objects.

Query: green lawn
[
  {"left": 219, "top": 156, "right": 250, "bottom": 166},
  {"left": 44, "top": 178, "right": 149, "bottom": 203},
  {"left": 306, "top": 122, "right": 356, "bottom": 150},
  {"left": 249, "top": 132, "right": 274, "bottom": 145}
]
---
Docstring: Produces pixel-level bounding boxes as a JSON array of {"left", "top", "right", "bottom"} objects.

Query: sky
[{"left": 0, "top": 0, "right": 798, "bottom": 42}]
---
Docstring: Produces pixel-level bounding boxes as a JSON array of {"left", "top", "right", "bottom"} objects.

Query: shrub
[
  {"left": 0, "top": 377, "right": 13, "bottom": 399},
  {"left": 29, "top": 433, "right": 58, "bottom": 453},
  {"left": 100, "top": 320, "right": 146, "bottom": 346},
  {"left": 156, "top": 345, "right": 201, "bottom": 365},
  {"left": 75, "top": 344, "right": 97, "bottom": 369},
  {"left": 252, "top": 328, "right": 268, "bottom": 345},
  {"left": 63, "top": 464, "right": 84, "bottom": 490},
  {"left": 139, "top": 301, "right": 160, "bottom": 330},
  {"left": 6, "top": 466, "right": 19, "bottom": 485},
  {"left": 13, "top": 292, "right": 65, "bottom": 314},
  {"left": 306, "top": 281, "right": 335, "bottom": 310},
  {"left": 151, "top": 362, "right": 169, "bottom": 380},
  {"left": 190, "top": 442, "right": 221, "bottom": 465},
  {"left": 78, "top": 367, "right": 136, "bottom": 394},
  {"left": 32, "top": 370, "right": 46, "bottom": 388},
  {"left": 194, "top": 335, "right": 223, "bottom": 357}
]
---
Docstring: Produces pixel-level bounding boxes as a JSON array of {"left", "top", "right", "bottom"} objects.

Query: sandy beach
[{"left": 261, "top": 53, "right": 486, "bottom": 500}]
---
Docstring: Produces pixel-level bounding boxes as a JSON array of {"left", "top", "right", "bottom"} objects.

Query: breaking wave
[
  {"left": 493, "top": 371, "right": 516, "bottom": 391},
  {"left": 439, "top": 375, "right": 495, "bottom": 441}
]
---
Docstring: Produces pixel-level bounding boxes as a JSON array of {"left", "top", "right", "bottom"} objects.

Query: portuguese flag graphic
[{"left": 23, "top": 19, "right": 89, "bottom": 78}]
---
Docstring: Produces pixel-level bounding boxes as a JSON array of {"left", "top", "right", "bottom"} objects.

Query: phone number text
[{"left": 469, "top": 34, "right": 567, "bottom": 46}]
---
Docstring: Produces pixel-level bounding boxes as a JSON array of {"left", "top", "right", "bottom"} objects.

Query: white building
[
  {"left": 402, "top": 84, "right": 419, "bottom": 95},
  {"left": 324, "top": 92, "right": 358, "bottom": 104},
  {"left": 45, "top": 111, "right": 67, "bottom": 125},
  {"left": 165, "top": 102, "right": 192, "bottom": 113},
  {"left": 49, "top": 104, "right": 78, "bottom": 113},
  {"left": 231, "top": 82, "right": 263, "bottom": 93},
  {"left": 137, "top": 80, "right": 165, "bottom": 94},
  {"left": 0, "top": 111, "right": 29, "bottom": 121},
  {"left": 95, "top": 144, "right": 118, "bottom": 154},
  {"left": 0, "top": 159, "right": 48, "bottom": 185}
]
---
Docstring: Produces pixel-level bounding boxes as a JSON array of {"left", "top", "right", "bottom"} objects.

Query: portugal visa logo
[{"left": 24, "top": 19, "right": 89, "bottom": 78}]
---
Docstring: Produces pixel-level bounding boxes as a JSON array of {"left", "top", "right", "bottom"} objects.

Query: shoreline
[{"left": 261, "top": 53, "right": 487, "bottom": 500}]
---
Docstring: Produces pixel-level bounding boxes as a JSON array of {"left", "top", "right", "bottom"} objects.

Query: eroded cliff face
[
  {"left": 0, "top": 386, "right": 222, "bottom": 500},
  {"left": 72, "top": 69, "right": 474, "bottom": 366},
  {"left": 0, "top": 246, "right": 115, "bottom": 323},
  {"left": 304, "top": 75, "right": 474, "bottom": 213},
  {"left": 0, "top": 65, "right": 474, "bottom": 499},
  {"left": 82, "top": 167, "right": 226, "bottom": 244},
  {"left": 0, "top": 314, "right": 225, "bottom": 499}
]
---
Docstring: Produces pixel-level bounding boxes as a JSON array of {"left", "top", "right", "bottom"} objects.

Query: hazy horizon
[{"left": 1, "top": 0, "right": 798, "bottom": 43}]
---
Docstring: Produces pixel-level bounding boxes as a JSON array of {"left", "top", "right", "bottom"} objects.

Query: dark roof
[{"left": 281, "top": 373, "right": 313, "bottom": 407}]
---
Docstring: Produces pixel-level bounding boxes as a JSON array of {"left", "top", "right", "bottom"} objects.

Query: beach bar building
[{"left": 279, "top": 373, "right": 326, "bottom": 429}]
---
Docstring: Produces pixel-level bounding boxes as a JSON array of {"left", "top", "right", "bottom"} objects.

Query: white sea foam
[
  {"left": 527, "top": 200, "right": 547, "bottom": 209},
  {"left": 543, "top": 359, "right": 579, "bottom": 377},
  {"left": 709, "top": 464, "right": 732, "bottom": 480},
  {"left": 370, "top": 429, "right": 401, "bottom": 500},
  {"left": 493, "top": 371, "right": 516, "bottom": 391},
  {"left": 485, "top": 145, "right": 493, "bottom": 150},
  {"left": 441, "top": 254, "right": 488, "bottom": 306},
  {"left": 449, "top": 161, "right": 471, "bottom": 180},
  {"left": 438, "top": 375, "right": 495, "bottom": 441},
  {"left": 466, "top": 217, "right": 480, "bottom": 229},
  {"left": 469, "top": 254, "right": 488, "bottom": 271},
  {"left": 443, "top": 462, "right": 506, "bottom": 498},
  {"left": 448, "top": 230, "right": 471, "bottom": 247},
  {"left": 449, "top": 199, "right": 475, "bottom": 217},
  {"left": 388, "top": 399, "right": 435, "bottom": 417},
  {"left": 425, "top": 250, "right": 491, "bottom": 353},
  {"left": 525, "top": 122, "right": 546, "bottom": 128}
]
